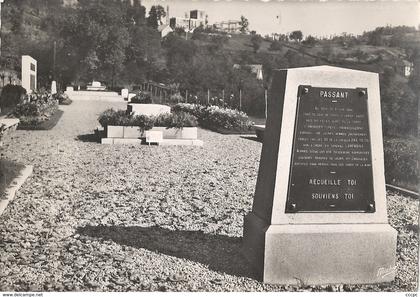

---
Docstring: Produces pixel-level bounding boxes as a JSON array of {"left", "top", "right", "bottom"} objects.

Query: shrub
[
  {"left": 384, "top": 137, "right": 418, "bottom": 191},
  {"left": 131, "top": 114, "right": 155, "bottom": 131},
  {"left": 0, "top": 85, "right": 27, "bottom": 108},
  {"left": 53, "top": 92, "right": 72, "bottom": 105},
  {"left": 130, "top": 91, "right": 152, "bottom": 104},
  {"left": 98, "top": 109, "right": 197, "bottom": 130},
  {"left": 169, "top": 93, "right": 183, "bottom": 103},
  {"left": 155, "top": 111, "right": 198, "bottom": 129},
  {"left": 172, "top": 103, "right": 252, "bottom": 131},
  {"left": 98, "top": 109, "right": 128, "bottom": 127},
  {"left": 12, "top": 91, "right": 58, "bottom": 118}
]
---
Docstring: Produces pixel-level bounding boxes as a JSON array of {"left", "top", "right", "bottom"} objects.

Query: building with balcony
[{"left": 213, "top": 20, "right": 242, "bottom": 34}]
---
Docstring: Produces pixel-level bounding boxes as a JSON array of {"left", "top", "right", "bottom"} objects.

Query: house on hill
[
  {"left": 158, "top": 24, "right": 173, "bottom": 38},
  {"left": 214, "top": 20, "right": 241, "bottom": 34},
  {"left": 233, "top": 64, "right": 263, "bottom": 80},
  {"left": 396, "top": 59, "right": 414, "bottom": 77},
  {"left": 170, "top": 9, "right": 206, "bottom": 32}
]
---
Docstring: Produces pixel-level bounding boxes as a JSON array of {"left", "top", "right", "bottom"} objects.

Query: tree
[
  {"left": 239, "top": 15, "right": 249, "bottom": 34},
  {"left": 303, "top": 35, "right": 317, "bottom": 46},
  {"left": 60, "top": 0, "right": 131, "bottom": 85},
  {"left": 289, "top": 30, "right": 303, "bottom": 42},
  {"left": 269, "top": 40, "right": 282, "bottom": 51},
  {"left": 250, "top": 34, "right": 263, "bottom": 53},
  {"left": 147, "top": 5, "right": 165, "bottom": 29}
]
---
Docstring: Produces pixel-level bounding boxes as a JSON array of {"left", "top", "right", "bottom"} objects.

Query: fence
[{"left": 138, "top": 81, "right": 268, "bottom": 118}]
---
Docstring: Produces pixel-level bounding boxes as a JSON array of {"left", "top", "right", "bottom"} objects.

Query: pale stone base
[
  {"left": 242, "top": 212, "right": 397, "bottom": 285},
  {"left": 158, "top": 139, "right": 203, "bottom": 146},
  {"left": 101, "top": 138, "right": 203, "bottom": 146}
]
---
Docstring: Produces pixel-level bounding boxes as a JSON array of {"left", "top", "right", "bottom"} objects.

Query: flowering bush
[
  {"left": 155, "top": 111, "right": 198, "bottom": 129},
  {"left": 53, "top": 92, "right": 72, "bottom": 105},
  {"left": 172, "top": 103, "right": 253, "bottom": 131},
  {"left": 98, "top": 109, "right": 197, "bottom": 130},
  {"left": 130, "top": 91, "right": 152, "bottom": 104},
  {"left": 12, "top": 91, "right": 58, "bottom": 118}
]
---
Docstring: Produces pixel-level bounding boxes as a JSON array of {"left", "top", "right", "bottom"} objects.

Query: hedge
[{"left": 384, "top": 137, "right": 418, "bottom": 192}]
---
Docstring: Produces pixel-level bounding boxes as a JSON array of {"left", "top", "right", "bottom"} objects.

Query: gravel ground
[{"left": 0, "top": 100, "right": 418, "bottom": 292}]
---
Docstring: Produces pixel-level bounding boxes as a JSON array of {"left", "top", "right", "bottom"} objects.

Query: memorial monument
[
  {"left": 21, "top": 55, "right": 37, "bottom": 93},
  {"left": 242, "top": 66, "right": 397, "bottom": 285}
]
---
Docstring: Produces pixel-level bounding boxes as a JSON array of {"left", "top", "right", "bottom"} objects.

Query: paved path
[
  {"left": 0, "top": 99, "right": 417, "bottom": 292},
  {"left": 0, "top": 100, "right": 265, "bottom": 291}
]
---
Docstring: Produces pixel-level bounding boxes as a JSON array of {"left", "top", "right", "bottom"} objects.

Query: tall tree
[
  {"left": 147, "top": 5, "right": 165, "bottom": 29},
  {"left": 250, "top": 34, "right": 263, "bottom": 53},
  {"left": 239, "top": 15, "right": 249, "bottom": 34},
  {"left": 289, "top": 30, "right": 303, "bottom": 42}
]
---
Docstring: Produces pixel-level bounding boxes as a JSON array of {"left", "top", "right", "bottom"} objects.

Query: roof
[{"left": 158, "top": 24, "right": 172, "bottom": 32}]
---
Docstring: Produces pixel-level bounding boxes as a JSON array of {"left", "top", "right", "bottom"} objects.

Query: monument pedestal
[
  {"left": 243, "top": 213, "right": 397, "bottom": 285},
  {"left": 242, "top": 66, "right": 397, "bottom": 285}
]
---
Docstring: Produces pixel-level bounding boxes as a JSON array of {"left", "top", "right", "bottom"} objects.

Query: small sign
[
  {"left": 145, "top": 131, "right": 163, "bottom": 144},
  {"left": 286, "top": 86, "right": 374, "bottom": 213}
]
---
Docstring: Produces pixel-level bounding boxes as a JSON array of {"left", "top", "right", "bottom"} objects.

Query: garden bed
[
  {"left": 172, "top": 103, "right": 254, "bottom": 134},
  {"left": 106, "top": 126, "right": 198, "bottom": 140},
  {"left": 17, "top": 109, "right": 64, "bottom": 130}
]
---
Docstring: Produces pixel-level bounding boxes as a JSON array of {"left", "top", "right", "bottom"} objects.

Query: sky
[{"left": 142, "top": 0, "right": 420, "bottom": 37}]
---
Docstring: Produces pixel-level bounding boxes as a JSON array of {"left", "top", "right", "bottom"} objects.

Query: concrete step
[{"left": 66, "top": 91, "right": 124, "bottom": 102}]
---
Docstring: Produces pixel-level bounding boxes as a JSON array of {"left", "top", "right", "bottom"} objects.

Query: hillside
[{"left": 191, "top": 32, "right": 415, "bottom": 76}]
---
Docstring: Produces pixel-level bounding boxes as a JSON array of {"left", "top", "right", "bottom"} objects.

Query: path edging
[
  {"left": 386, "top": 184, "right": 419, "bottom": 199},
  {"left": 0, "top": 165, "right": 33, "bottom": 217}
]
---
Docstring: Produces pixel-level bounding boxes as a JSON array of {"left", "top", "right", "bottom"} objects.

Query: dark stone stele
[{"left": 285, "top": 85, "right": 375, "bottom": 213}]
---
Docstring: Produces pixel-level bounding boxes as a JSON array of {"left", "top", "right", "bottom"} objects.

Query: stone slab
[
  {"left": 113, "top": 138, "right": 143, "bottom": 145},
  {"left": 252, "top": 66, "right": 389, "bottom": 225},
  {"left": 121, "top": 88, "right": 129, "bottom": 99},
  {"left": 145, "top": 130, "right": 163, "bottom": 144},
  {"left": 242, "top": 213, "right": 397, "bottom": 285},
  {"left": 0, "top": 165, "right": 33, "bottom": 217},
  {"left": 128, "top": 104, "right": 171, "bottom": 117},
  {"left": 101, "top": 138, "right": 114, "bottom": 144},
  {"left": 107, "top": 126, "right": 124, "bottom": 138},
  {"left": 21, "top": 55, "right": 37, "bottom": 93},
  {"left": 65, "top": 91, "right": 122, "bottom": 102},
  {"left": 158, "top": 139, "right": 203, "bottom": 146},
  {"left": 123, "top": 126, "right": 143, "bottom": 139},
  {"left": 151, "top": 127, "right": 198, "bottom": 139}
]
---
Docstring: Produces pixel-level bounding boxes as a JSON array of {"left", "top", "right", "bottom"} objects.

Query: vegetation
[
  {"left": 53, "top": 92, "right": 72, "bottom": 105},
  {"left": 172, "top": 103, "right": 253, "bottom": 132},
  {"left": 11, "top": 91, "right": 60, "bottom": 129},
  {"left": 239, "top": 16, "right": 249, "bottom": 34},
  {"left": 130, "top": 91, "right": 152, "bottom": 104},
  {"left": 98, "top": 109, "right": 198, "bottom": 130},
  {"left": 0, "top": 85, "right": 27, "bottom": 113},
  {"left": 384, "top": 137, "right": 418, "bottom": 191},
  {"left": 154, "top": 112, "right": 198, "bottom": 129}
]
